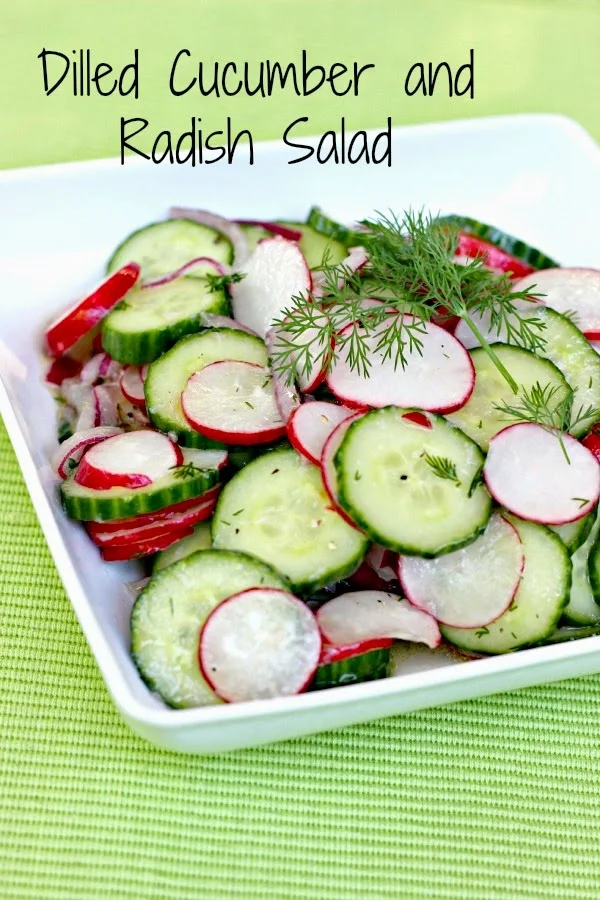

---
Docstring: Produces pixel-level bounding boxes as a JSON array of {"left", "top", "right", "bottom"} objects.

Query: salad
[{"left": 43, "top": 206, "right": 600, "bottom": 707}]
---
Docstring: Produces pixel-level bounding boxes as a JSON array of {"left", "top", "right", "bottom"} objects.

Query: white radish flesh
[
  {"left": 181, "top": 360, "right": 286, "bottom": 444},
  {"left": 231, "top": 237, "right": 312, "bottom": 338},
  {"left": 288, "top": 401, "right": 355, "bottom": 465},
  {"left": 320, "top": 412, "right": 365, "bottom": 527},
  {"left": 484, "top": 423, "right": 600, "bottom": 524},
  {"left": 77, "top": 430, "right": 183, "bottom": 488},
  {"left": 265, "top": 328, "right": 300, "bottom": 423},
  {"left": 199, "top": 588, "right": 322, "bottom": 702},
  {"left": 317, "top": 591, "right": 441, "bottom": 648},
  {"left": 398, "top": 513, "right": 524, "bottom": 628},
  {"left": 327, "top": 316, "right": 474, "bottom": 413},
  {"left": 512, "top": 268, "right": 600, "bottom": 337},
  {"left": 52, "top": 426, "right": 123, "bottom": 479},
  {"left": 120, "top": 366, "right": 146, "bottom": 407}
]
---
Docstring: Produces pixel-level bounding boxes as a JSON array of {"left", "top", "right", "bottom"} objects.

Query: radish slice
[
  {"left": 512, "top": 268, "right": 600, "bottom": 337},
  {"left": 87, "top": 484, "right": 222, "bottom": 532},
  {"left": 181, "top": 360, "right": 287, "bottom": 445},
  {"left": 45, "top": 356, "right": 82, "bottom": 386},
  {"left": 365, "top": 545, "right": 398, "bottom": 583},
  {"left": 484, "top": 423, "right": 600, "bottom": 524},
  {"left": 75, "top": 430, "right": 183, "bottom": 490},
  {"left": 455, "top": 233, "right": 536, "bottom": 278},
  {"left": 398, "top": 514, "right": 523, "bottom": 628},
  {"left": 287, "top": 401, "right": 355, "bottom": 465},
  {"left": 120, "top": 366, "right": 146, "bottom": 407},
  {"left": 200, "top": 314, "right": 259, "bottom": 336},
  {"left": 230, "top": 237, "right": 312, "bottom": 338},
  {"left": 453, "top": 299, "right": 542, "bottom": 349},
  {"left": 75, "top": 394, "right": 99, "bottom": 431},
  {"left": 316, "top": 591, "right": 441, "bottom": 648},
  {"left": 142, "top": 256, "right": 226, "bottom": 289},
  {"left": 234, "top": 219, "right": 302, "bottom": 242},
  {"left": 271, "top": 313, "right": 330, "bottom": 393},
  {"left": 169, "top": 207, "right": 248, "bottom": 268},
  {"left": 319, "top": 637, "right": 394, "bottom": 666},
  {"left": 52, "top": 426, "right": 124, "bottom": 479},
  {"left": 88, "top": 496, "right": 217, "bottom": 547},
  {"left": 100, "top": 527, "right": 195, "bottom": 562},
  {"left": 199, "top": 588, "right": 322, "bottom": 702},
  {"left": 264, "top": 328, "right": 300, "bottom": 424},
  {"left": 327, "top": 316, "right": 474, "bottom": 413},
  {"left": 320, "top": 412, "right": 365, "bottom": 527},
  {"left": 45, "top": 263, "right": 140, "bottom": 357}
]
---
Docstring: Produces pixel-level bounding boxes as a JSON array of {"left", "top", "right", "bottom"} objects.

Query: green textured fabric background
[{"left": 2, "top": 1, "right": 600, "bottom": 898}]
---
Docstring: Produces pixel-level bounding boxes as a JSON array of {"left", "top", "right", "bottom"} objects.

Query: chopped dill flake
[{"left": 423, "top": 452, "right": 461, "bottom": 486}]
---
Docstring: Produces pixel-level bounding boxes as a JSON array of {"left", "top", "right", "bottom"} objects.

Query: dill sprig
[
  {"left": 205, "top": 271, "right": 245, "bottom": 293},
  {"left": 423, "top": 452, "right": 461, "bottom": 486},
  {"left": 494, "top": 381, "right": 600, "bottom": 463},
  {"left": 271, "top": 210, "right": 546, "bottom": 392},
  {"left": 170, "top": 461, "right": 206, "bottom": 480}
]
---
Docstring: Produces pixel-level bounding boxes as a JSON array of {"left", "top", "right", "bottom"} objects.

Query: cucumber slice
[
  {"left": 276, "top": 221, "right": 347, "bottom": 268},
  {"left": 107, "top": 219, "right": 233, "bottom": 280},
  {"left": 441, "top": 516, "right": 571, "bottom": 653},
  {"left": 436, "top": 215, "right": 559, "bottom": 270},
  {"left": 152, "top": 521, "right": 212, "bottom": 572},
  {"left": 550, "top": 513, "right": 595, "bottom": 555},
  {"left": 306, "top": 207, "right": 362, "bottom": 249},
  {"left": 101, "top": 276, "right": 229, "bottom": 364},
  {"left": 212, "top": 447, "right": 368, "bottom": 593},
  {"left": 563, "top": 509, "right": 600, "bottom": 624},
  {"left": 447, "top": 345, "right": 569, "bottom": 450},
  {"left": 144, "top": 328, "right": 268, "bottom": 447},
  {"left": 310, "top": 646, "right": 392, "bottom": 691},
  {"left": 131, "top": 550, "right": 288, "bottom": 708},
  {"left": 540, "top": 625, "right": 600, "bottom": 644},
  {"left": 238, "top": 223, "right": 271, "bottom": 253},
  {"left": 334, "top": 407, "right": 491, "bottom": 557},
  {"left": 61, "top": 448, "right": 223, "bottom": 521}
]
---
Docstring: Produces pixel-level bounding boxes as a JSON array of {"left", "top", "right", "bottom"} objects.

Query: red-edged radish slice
[
  {"left": 319, "top": 637, "right": 394, "bottom": 666},
  {"left": 120, "top": 366, "right": 146, "bottom": 408},
  {"left": 455, "top": 233, "right": 536, "bottom": 278},
  {"left": 234, "top": 219, "right": 302, "bottom": 242},
  {"left": 287, "top": 401, "right": 355, "bottom": 465},
  {"left": 87, "top": 484, "right": 222, "bottom": 532},
  {"left": 453, "top": 299, "right": 542, "bottom": 349},
  {"left": 230, "top": 237, "right": 312, "bottom": 338},
  {"left": 313, "top": 246, "right": 368, "bottom": 298},
  {"left": 199, "top": 588, "right": 322, "bottom": 702},
  {"left": 484, "top": 423, "right": 600, "bottom": 524},
  {"left": 88, "top": 497, "right": 217, "bottom": 547},
  {"left": 52, "top": 426, "right": 123, "bottom": 479},
  {"left": 75, "top": 430, "right": 183, "bottom": 490},
  {"left": 142, "top": 256, "right": 226, "bottom": 289},
  {"left": 169, "top": 207, "right": 248, "bottom": 267},
  {"left": 265, "top": 328, "right": 301, "bottom": 424},
  {"left": 398, "top": 513, "right": 523, "bottom": 628},
  {"left": 45, "top": 263, "right": 140, "bottom": 357},
  {"left": 365, "top": 545, "right": 397, "bottom": 583},
  {"left": 327, "top": 316, "right": 474, "bottom": 413},
  {"left": 271, "top": 313, "right": 330, "bottom": 393},
  {"left": 100, "top": 527, "right": 195, "bottom": 562},
  {"left": 347, "top": 561, "right": 397, "bottom": 592},
  {"left": 316, "top": 591, "right": 441, "bottom": 648},
  {"left": 589, "top": 341, "right": 600, "bottom": 356},
  {"left": 320, "top": 412, "right": 365, "bottom": 528},
  {"left": 181, "top": 360, "right": 287, "bottom": 445},
  {"left": 402, "top": 411, "right": 432, "bottom": 428},
  {"left": 582, "top": 433, "right": 600, "bottom": 463},
  {"left": 512, "top": 268, "right": 600, "bottom": 338},
  {"left": 45, "top": 355, "right": 82, "bottom": 386}
]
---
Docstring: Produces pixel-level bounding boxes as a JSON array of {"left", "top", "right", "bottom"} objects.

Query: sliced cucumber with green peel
[
  {"left": 441, "top": 516, "right": 571, "bottom": 653},
  {"left": 144, "top": 328, "right": 268, "bottom": 447},
  {"left": 276, "top": 221, "right": 347, "bottom": 268},
  {"left": 101, "top": 275, "right": 229, "bottom": 364},
  {"left": 107, "top": 218, "right": 234, "bottom": 280},
  {"left": 448, "top": 345, "right": 569, "bottom": 450},
  {"left": 212, "top": 447, "right": 368, "bottom": 593},
  {"left": 563, "top": 509, "right": 600, "bottom": 624},
  {"left": 131, "top": 550, "right": 288, "bottom": 708},
  {"left": 153, "top": 521, "right": 212, "bottom": 572},
  {"left": 550, "top": 513, "right": 595, "bottom": 555},
  {"left": 306, "top": 207, "right": 362, "bottom": 249},
  {"left": 238, "top": 223, "right": 271, "bottom": 253},
  {"left": 310, "top": 646, "right": 392, "bottom": 691},
  {"left": 334, "top": 407, "right": 491, "bottom": 557},
  {"left": 61, "top": 448, "right": 223, "bottom": 521},
  {"left": 436, "top": 214, "right": 559, "bottom": 270}
]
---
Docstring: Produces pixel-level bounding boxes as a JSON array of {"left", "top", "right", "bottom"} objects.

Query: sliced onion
[
  {"left": 93, "top": 384, "right": 122, "bottom": 427},
  {"left": 235, "top": 219, "right": 302, "bottom": 242},
  {"left": 142, "top": 256, "right": 227, "bottom": 289},
  {"left": 169, "top": 207, "right": 249, "bottom": 269}
]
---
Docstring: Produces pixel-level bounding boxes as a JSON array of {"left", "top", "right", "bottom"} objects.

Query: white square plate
[{"left": 1, "top": 114, "right": 600, "bottom": 754}]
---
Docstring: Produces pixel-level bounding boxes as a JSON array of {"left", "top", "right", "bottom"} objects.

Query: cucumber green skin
[
  {"left": 550, "top": 512, "right": 595, "bottom": 555},
  {"left": 587, "top": 527, "right": 600, "bottom": 600},
  {"left": 60, "top": 466, "right": 221, "bottom": 522},
  {"left": 539, "top": 625, "right": 600, "bottom": 645},
  {"left": 144, "top": 327, "right": 268, "bottom": 449},
  {"left": 106, "top": 218, "right": 234, "bottom": 278},
  {"left": 436, "top": 214, "right": 559, "bottom": 270},
  {"left": 276, "top": 221, "right": 347, "bottom": 268},
  {"left": 309, "top": 647, "right": 391, "bottom": 690},
  {"left": 306, "top": 207, "right": 362, "bottom": 249},
  {"left": 131, "top": 549, "right": 289, "bottom": 709},
  {"left": 152, "top": 522, "right": 212, "bottom": 572},
  {"left": 101, "top": 286, "right": 230, "bottom": 365}
]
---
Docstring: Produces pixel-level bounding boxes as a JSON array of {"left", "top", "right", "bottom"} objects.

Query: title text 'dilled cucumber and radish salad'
[{"left": 43, "top": 206, "right": 600, "bottom": 707}]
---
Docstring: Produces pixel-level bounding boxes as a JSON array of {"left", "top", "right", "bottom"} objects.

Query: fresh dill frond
[
  {"left": 205, "top": 271, "right": 245, "bottom": 293},
  {"left": 170, "top": 461, "right": 205, "bottom": 480},
  {"left": 423, "top": 452, "right": 461, "bottom": 486}
]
